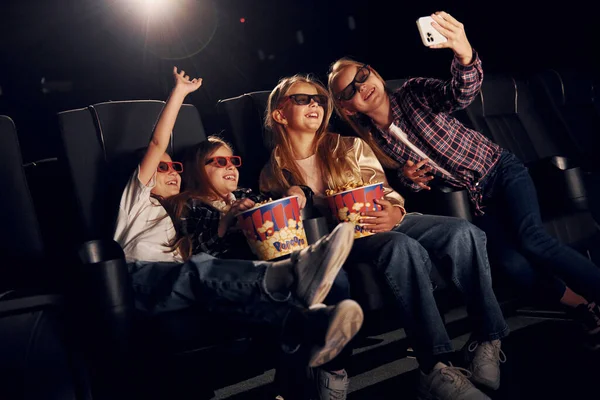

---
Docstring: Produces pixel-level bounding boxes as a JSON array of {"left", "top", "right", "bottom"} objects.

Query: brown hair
[
  {"left": 327, "top": 57, "right": 400, "bottom": 169},
  {"left": 161, "top": 136, "right": 234, "bottom": 260},
  {"left": 263, "top": 74, "right": 356, "bottom": 194}
]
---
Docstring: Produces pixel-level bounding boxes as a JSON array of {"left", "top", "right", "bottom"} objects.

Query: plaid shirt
[
  {"left": 182, "top": 188, "right": 266, "bottom": 258},
  {"left": 370, "top": 52, "right": 502, "bottom": 215}
]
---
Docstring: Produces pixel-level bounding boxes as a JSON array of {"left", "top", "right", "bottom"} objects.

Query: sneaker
[
  {"left": 466, "top": 340, "right": 505, "bottom": 390},
  {"left": 418, "top": 362, "right": 490, "bottom": 400},
  {"left": 306, "top": 300, "right": 364, "bottom": 368},
  {"left": 316, "top": 369, "right": 349, "bottom": 400},
  {"left": 572, "top": 302, "right": 600, "bottom": 335},
  {"left": 291, "top": 222, "right": 355, "bottom": 307}
]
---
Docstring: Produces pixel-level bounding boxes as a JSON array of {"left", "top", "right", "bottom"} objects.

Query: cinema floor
[{"left": 213, "top": 307, "right": 600, "bottom": 400}]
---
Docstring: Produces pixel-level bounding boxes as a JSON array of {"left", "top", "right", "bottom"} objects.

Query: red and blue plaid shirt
[{"left": 369, "top": 52, "right": 502, "bottom": 215}]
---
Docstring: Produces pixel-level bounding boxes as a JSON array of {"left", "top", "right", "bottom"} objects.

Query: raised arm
[
  {"left": 139, "top": 67, "right": 202, "bottom": 185},
  {"left": 403, "top": 11, "right": 482, "bottom": 114}
]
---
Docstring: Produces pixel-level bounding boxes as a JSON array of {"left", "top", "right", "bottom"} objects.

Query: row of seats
[{"left": 1, "top": 67, "right": 599, "bottom": 399}]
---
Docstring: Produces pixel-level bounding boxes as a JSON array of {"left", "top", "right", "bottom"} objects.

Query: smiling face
[
  {"left": 151, "top": 153, "right": 182, "bottom": 198},
  {"left": 204, "top": 145, "right": 239, "bottom": 197},
  {"left": 277, "top": 82, "right": 325, "bottom": 136},
  {"left": 331, "top": 64, "right": 387, "bottom": 117}
]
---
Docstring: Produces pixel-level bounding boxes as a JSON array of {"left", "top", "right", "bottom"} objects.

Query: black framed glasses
[
  {"left": 157, "top": 161, "right": 183, "bottom": 173},
  {"left": 336, "top": 64, "right": 370, "bottom": 101},
  {"left": 281, "top": 93, "right": 328, "bottom": 107},
  {"left": 205, "top": 156, "right": 242, "bottom": 168}
]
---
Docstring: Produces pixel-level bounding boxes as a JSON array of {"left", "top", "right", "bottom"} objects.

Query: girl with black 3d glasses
[
  {"left": 260, "top": 73, "right": 510, "bottom": 400},
  {"left": 328, "top": 11, "right": 600, "bottom": 351}
]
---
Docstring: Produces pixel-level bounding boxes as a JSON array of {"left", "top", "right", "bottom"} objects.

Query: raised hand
[
  {"left": 218, "top": 198, "right": 256, "bottom": 237},
  {"left": 172, "top": 66, "right": 203, "bottom": 95},
  {"left": 402, "top": 158, "right": 434, "bottom": 190},
  {"left": 429, "top": 11, "right": 473, "bottom": 65}
]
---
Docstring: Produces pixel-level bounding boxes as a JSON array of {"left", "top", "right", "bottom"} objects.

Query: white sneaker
[
  {"left": 467, "top": 340, "right": 506, "bottom": 390},
  {"left": 291, "top": 223, "right": 354, "bottom": 307},
  {"left": 316, "top": 368, "right": 349, "bottom": 400},
  {"left": 307, "top": 300, "right": 364, "bottom": 368},
  {"left": 418, "top": 362, "right": 490, "bottom": 400}
]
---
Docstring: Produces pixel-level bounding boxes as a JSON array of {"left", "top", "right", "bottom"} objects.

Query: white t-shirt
[
  {"left": 113, "top": 166, "right": 183, "bottom": 264},
  {"left": 388, "top": 123, "right": 455, "bottom": 180},
  {"left": 296, "top": 154, "right": 326, "bottom": 196}
]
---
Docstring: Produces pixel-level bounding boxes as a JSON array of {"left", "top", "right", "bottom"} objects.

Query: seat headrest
[
  {"left": 386, "top": 79, "right": 407, "bottom": 92},
  {"left": 481, "top": 75, "right": 518, "bottom": 117},
  {"left": 560, "top": 72, "right": 594, "bottom": 107},
  {"left": 89, "top": 101, "right": 166, "bottom": 162}
]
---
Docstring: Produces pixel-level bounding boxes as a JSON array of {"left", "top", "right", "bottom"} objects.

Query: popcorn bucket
[
  {"left": 326, "top": 182, "right": 385, "bottom": 239},
  {"left": 236, "top": 196, "right": 308, "bottom": 260}
]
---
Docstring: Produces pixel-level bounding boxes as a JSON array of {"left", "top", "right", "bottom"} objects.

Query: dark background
[{"left": 1, "top": 0, "right": 598, "bottom": 162}]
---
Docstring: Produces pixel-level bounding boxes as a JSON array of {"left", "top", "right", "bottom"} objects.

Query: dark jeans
[
  {"left": 128, "top": 252, "right": 352, "bottom": 398},
  {"left": 128, "top": 251, "right": 350, "bottom": 335},
  {"left": 475, "top": 150, "right": 600, "bottom": 304},
  {"left": 350, "top": 214, "right": 509, "bottom": 367}
]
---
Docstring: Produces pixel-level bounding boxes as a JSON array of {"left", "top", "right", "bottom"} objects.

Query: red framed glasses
[
  {"left": 157, "top": 161, "right": 183, "bottom": 174},
  {"left": 205, "top": 156, "right": 242, "bottom": 168}
]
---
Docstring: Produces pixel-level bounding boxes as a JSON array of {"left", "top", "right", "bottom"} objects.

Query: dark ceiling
[{"left": 1, "top": 0, "right": 597, "bottom": 161}]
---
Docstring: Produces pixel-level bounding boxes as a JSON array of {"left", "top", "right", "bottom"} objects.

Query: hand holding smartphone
[{"left": 416, "top": 16, "right": 448, "bottom": 47}]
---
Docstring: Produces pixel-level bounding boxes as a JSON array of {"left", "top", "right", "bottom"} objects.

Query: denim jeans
[
  {"left": 128, "top": 252, "right": 350, "bottom": 328},
  {"left": 350, "top": 214, "right": 509, "bottom": 367},
  {"left": 475, "top": 150, "right": 600, "bottom": 304},
  {"left": 128, "top": 252, "right": 352, "bottom": 387}
]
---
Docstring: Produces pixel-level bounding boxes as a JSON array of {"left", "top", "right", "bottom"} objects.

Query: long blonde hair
[
  {"left": 327, "top": 58, "right": 400, "bottom": 169},
  {"left": 263, "top": 74, "right": 356, "bottom": 193}
]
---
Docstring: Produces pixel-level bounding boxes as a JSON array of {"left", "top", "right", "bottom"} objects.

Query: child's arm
[
  {"left": 139, "top": 67, "right": 202, "bottom": 185},
  {"left": 184, "top": 201, "right": 229, "bottom": 256}
]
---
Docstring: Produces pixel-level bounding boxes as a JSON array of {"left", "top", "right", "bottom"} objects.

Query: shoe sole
[
  {"left": 308, "top": 299, "right": 364, "bottom": 368},
  {"left": 472, "top": 375, "right": 500, "bottom": 391},
  {"left": 303, "top": 223, "right": 355, "bottom": 307}
]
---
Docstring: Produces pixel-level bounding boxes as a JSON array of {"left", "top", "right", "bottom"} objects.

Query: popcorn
[
  {"left": 236, "top": 196, "right": 308, "bottom": 260},
  {"left": 325, "top": 180, "right": 379, "bottom": 196},
  {"left": 326, "top": 182, "right": 385, "bottom": 240}
]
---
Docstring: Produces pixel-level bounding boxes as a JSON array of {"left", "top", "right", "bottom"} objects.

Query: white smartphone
[{"left": 416, "top": 16, "right": 447, "bottom": 47}]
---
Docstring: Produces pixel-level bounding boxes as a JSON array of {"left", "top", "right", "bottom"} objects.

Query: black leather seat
[
  {"left": 58, "top": 100, "right": 206, "bottom": 240},
  {"left": 217, "top": 92, "right": 271, "bottom": 191},
  {"left": 463, "top": 74, "right": 599, "bottom": 256},
  {"left": 0, "top": 115, "right": 91, "bottom": 400},
  {"left": 529, "top": 70, "right": 600, "bottom": 226},
  {"left": 57, "top": 102, "right": 277, "bottom": 399},
  {"left": 530, "top": 70, "right": 600, "bottom": 170}
]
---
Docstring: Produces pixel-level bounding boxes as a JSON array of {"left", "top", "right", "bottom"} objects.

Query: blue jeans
[
  {"left": 128, "top": 252, "right": 350, "bottom": 325},
  {"left": 475, "top": 150, "right": 600, "bottom": 304},
  {"left": 350, "top": 215, "right": 509, "bottom": 366}
]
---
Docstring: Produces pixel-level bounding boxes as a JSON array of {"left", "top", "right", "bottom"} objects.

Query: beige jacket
[{"left": 259, "top": 133, "right": 406, "bottom": 212}]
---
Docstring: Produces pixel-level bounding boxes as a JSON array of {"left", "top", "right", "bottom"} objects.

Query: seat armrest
[
  {"left": 0, "top": 294, "right": 63, "bottom": 317},
  {"left": 78, "top": 239, "right": 134, "bottom": 354},
  {"left": 527, "top": 156, "right": 588, "bottom": 216},
  {"left": 406, "top": 184, "right": 473, "bottom": 221}
]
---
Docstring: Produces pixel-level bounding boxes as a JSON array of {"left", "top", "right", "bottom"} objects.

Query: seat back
[
  {"left": 465, "top": 74, "right": 566, "bottom": 164},
  {"left": 385, "top": 78, "right": 407, "bottom": 91},
  {"left": 0, "top": 116, "right": 48, "bottom": 290},
  {"left": 58, "top": 101, "right": 206, "bottom": 241},
  {"left": 0, "top": 116, "right": 45, "bottom": 262},
  {"left": 463, "top": 75, "right": 598, "bottom": 245},
  {"left": 217, "top": 91, "right": 271, "bottom": 190},
  {"left": 530, "top": 70, "right": 600, "bottom": 170}
]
